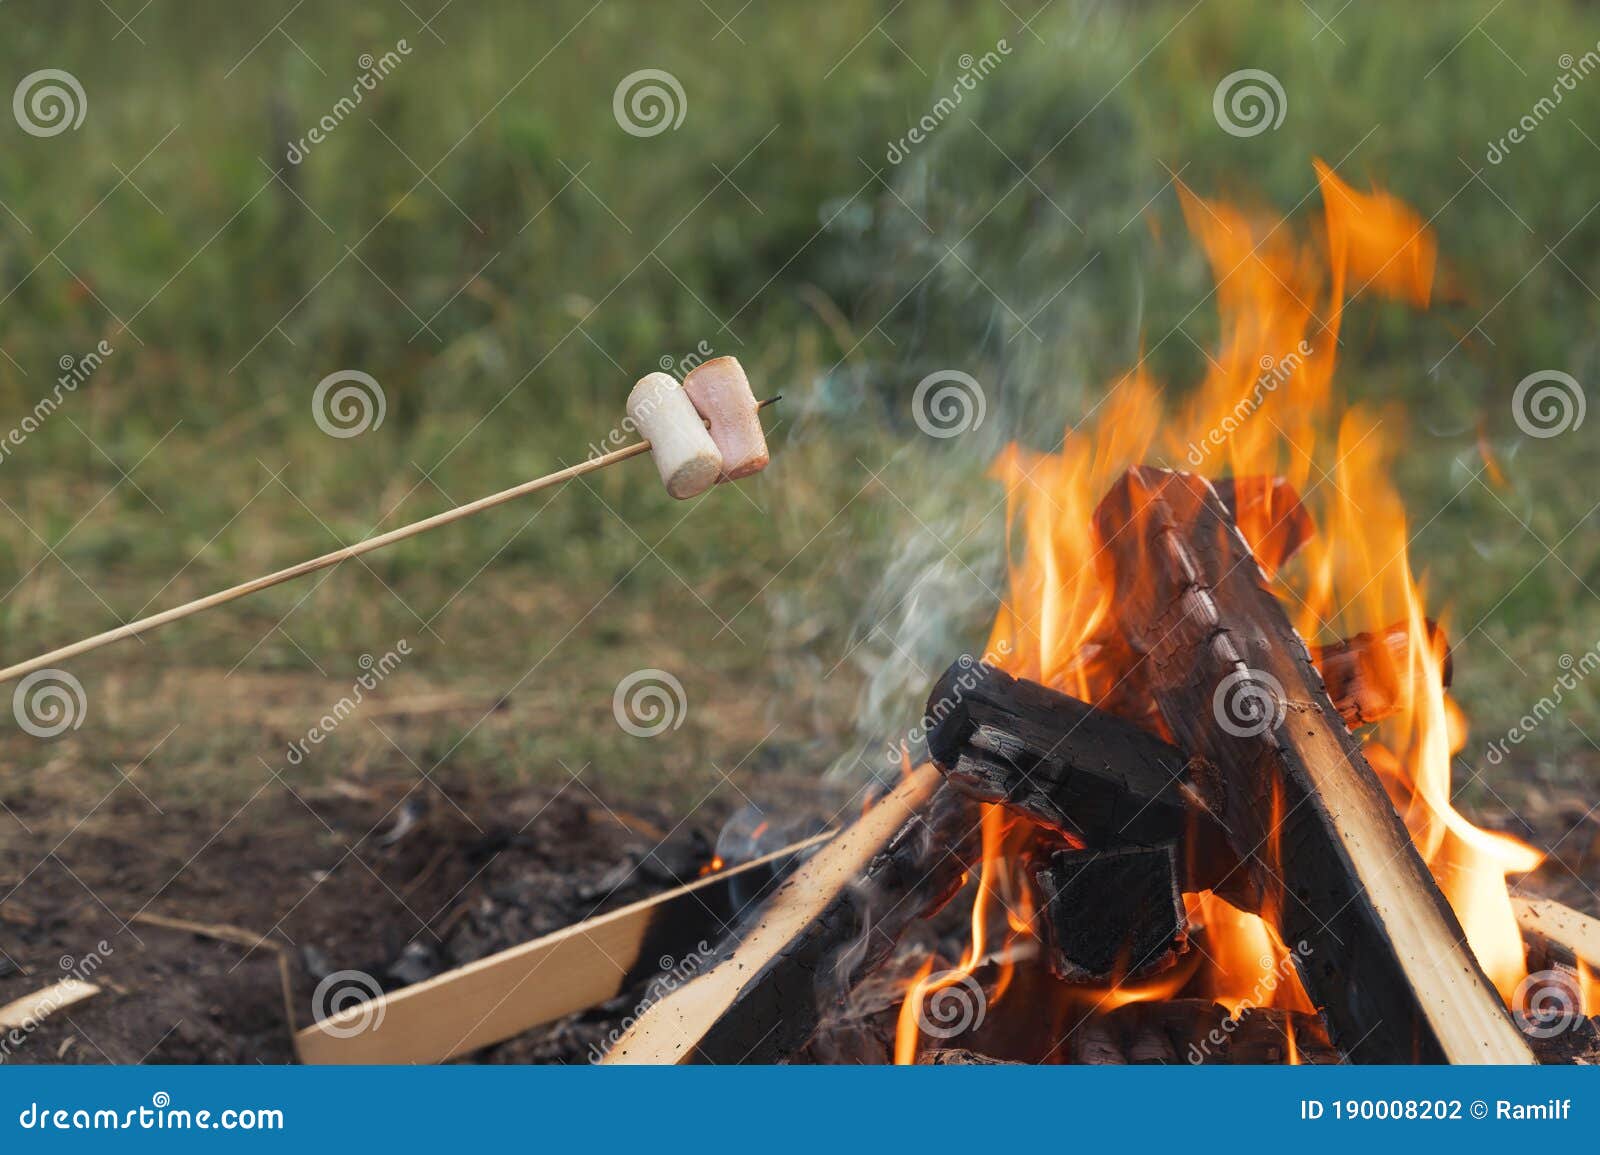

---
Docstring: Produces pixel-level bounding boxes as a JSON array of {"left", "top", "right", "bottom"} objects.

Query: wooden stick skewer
[{"left": 0, "top": 397, "right": 780, "bottom": 687}]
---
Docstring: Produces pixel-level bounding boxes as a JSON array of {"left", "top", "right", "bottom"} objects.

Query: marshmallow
[
  {"left": 683, "top": 356, "right": 769, "bottom": 481},
  {"left": 628, "top": 372, "right": 723, "bottom": 499}
]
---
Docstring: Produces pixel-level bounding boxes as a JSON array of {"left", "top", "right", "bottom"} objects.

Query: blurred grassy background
[{"left": 0, "top": 0, "right": 1596, "bottom": 837}]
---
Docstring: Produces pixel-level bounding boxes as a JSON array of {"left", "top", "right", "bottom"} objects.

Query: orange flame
[{"left": 922, "top": 160, "right": 1545, "bottom": 1050}]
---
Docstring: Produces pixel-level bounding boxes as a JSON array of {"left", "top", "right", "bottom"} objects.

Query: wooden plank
[
  {"left": 1094, "top": 466, "right": 1533, "bottom": 1064},
  {"left": 294, "top": 832, "right": 830, "bottom": 1065},
  {"left": 604, "top": 765, "right": 964, "bottom": 1064},
  {"left": 0, "top": 978, "right": 99, "bottom": 1029},
  {"left": 1515, "top": 896, "right": 1600, "bottom": 971}
]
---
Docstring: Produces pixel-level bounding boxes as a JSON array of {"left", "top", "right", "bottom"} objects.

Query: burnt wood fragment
[
  {"left": 921, "top": 1048, "right": 1024, "bottom": 1065},
  {"left": 1311, "top": 619, "right": 1452, "bottom": 728},
  {"left": 1085, "top": 999, "right": 1340, "bottom": 1065},
  {"left": 1035, "top": 843, "right": 1187, "bottom": 982}
]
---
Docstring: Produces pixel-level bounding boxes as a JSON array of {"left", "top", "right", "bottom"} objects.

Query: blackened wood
[
  {"left": 927, "top": 659, "right": 1202, "bottom": 850},
  {"left": 1093, "top": 466, "right": 1532, "bottom": 1064},
  {"left": 1095, "top": 999, "right": 1340, "bottom": 1065},
  {"left": 926, "top": 658, "right": 1238, "bottom": 892},
  {"left": 921, "top": 1048, "right": 1023, "bottom": 1065},
  {"left": 1036, "top": 843, "right": 1187, "bottom": 981},
  {"left": 1525, "top": 1017, "right": 1600, "bottom": 1065}
]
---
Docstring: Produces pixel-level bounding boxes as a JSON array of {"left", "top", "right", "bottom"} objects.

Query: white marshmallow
[
  {"left": 627, "top": 372, "right": 723, "bottom": 499},
  {"left": 683, "top": 356, "right": 769, "bottom": 481}
]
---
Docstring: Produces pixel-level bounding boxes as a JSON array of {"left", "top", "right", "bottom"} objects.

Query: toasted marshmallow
[{"left": 683, "top": 356, "right": 769, "bottom": 481}]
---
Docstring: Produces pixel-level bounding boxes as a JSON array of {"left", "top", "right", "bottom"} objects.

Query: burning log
[
  {"left": 925, "top": 657, "right": 1237, "bottom": 893},
  {"left": 926, "top": 659, "right": 1209, "bottom": 852},
  {"left": 1311, "top": 619, "right": 1452, "bottom": 728},
  {"left": 604, "top": 766, "right": 977, "bottom": 1064},
  {"left": 1093, "top": 466, "right": 1533, "bottom": 1063},
  {"left": 1035, "top": 843, "right": 1187, "bottom": 982}
]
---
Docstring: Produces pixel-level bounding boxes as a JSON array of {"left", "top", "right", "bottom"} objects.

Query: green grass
[{"left": 0, "top": 0, "right": 1596, "bottom": 833}]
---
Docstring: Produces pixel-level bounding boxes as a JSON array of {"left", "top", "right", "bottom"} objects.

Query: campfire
[
  {"left": 597, "top": 162, "right": 1598, "bottom": 1065},
  {"left": 290, "top": 163, "right": 1600, "bottom": 1067}
]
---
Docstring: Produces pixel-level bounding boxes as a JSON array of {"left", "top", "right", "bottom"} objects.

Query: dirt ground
[
  {"left": 1, "top": 731, "right": 1596, "bottom": 1066},
  {"left": 0, "top": 764, "right": 851, "bottom": 1065}
]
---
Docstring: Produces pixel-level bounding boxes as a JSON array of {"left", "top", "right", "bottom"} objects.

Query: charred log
[{"left": 925, "top": 658, "right": 1238, "bottom": 893}]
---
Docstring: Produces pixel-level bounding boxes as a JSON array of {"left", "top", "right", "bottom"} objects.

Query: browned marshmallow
[{"left": 683, "top": 356, "right": 769, "bottom": 480}]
